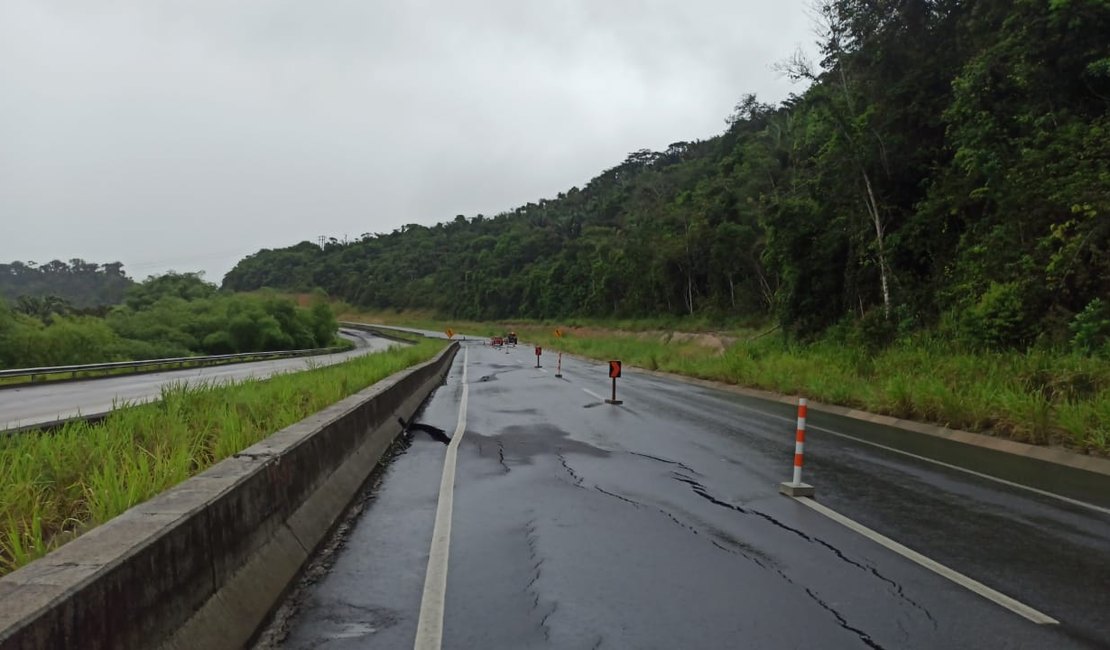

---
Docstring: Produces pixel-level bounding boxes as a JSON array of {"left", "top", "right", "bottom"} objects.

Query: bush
[
  {"left": 856, "top": 308, "right": 898, "bottom": 350},
  {"left": 1070, "top": 298, "right": 1110, "bottom": 356},
  {"left": 963, "top": 281, "right": 1035, "bottom": 349},
  {"left": 0, "top": 278, "right": 343, "bottom": 369}
]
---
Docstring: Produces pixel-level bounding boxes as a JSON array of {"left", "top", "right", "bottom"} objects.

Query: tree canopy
[{"left": 0, "top": 259, "right": 134, "bottom": 308}]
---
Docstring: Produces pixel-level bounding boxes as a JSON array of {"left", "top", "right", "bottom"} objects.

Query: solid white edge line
[
  {"left": 719, "top": 399, "right": 1110, "bottom": 516},
  {"left": 582, "top": 388, "right": 605, "bottom": 401},
  {"left": 793, "top": 496, "right": 1059, "bottom": 625},
  {"left": 413, "top": 346, "right": 469, "bottom": 650},
  {"left": 808, "top": 424, "right": 1110, "bottom": 518},
  {"left": 548, "top": 355, "right": 1104, "bottom": 516}
]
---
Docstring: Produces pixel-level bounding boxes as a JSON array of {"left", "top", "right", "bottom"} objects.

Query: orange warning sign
[
  {"left": 554, "top": 328, "right": 564, "bottom": 338},
  {"left": 609, "top": 360, "right": 622, "bottom": 378},
  {"left": 445, "top": 328, "right": 455, "bottom": 339}
]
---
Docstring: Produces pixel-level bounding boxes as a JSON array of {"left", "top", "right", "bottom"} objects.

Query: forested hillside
[
  {"left": 223, "top": 0, "right": 1110, "bottom": 351},
  {"left": 1, "top": 260, "right": 135, "bottom": 309}
]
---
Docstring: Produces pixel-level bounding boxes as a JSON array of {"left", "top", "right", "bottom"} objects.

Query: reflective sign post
[
  {"left": 605, "top": 360, "right": 623, "bottom": 404},
  {"left": 778, "top": 398, "right": 815, "bottom": 497},
  {"left": 535, "top": 346, "right": 542, "bottom": 368}
]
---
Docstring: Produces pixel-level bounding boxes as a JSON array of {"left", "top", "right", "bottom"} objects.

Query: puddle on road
[
  {"left": 467, "top": 423, "right": 610, "bottom": 470},
  {"left": 492, "top": 407, "right": 541, "bottom": 416},
  {"left": 326, "top": 622, "right": 377, "bottom": 640},
  {"left": 472, "top": 363, "right": 530, "bottom": 383}
]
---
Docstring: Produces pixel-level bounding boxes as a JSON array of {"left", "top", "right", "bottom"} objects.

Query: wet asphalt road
[
  {"left": 0, "top": 329, "right": 394, "bottom": 431},
  {"left": 275, "top": 340, "right": 1110, "bottom": 649}
]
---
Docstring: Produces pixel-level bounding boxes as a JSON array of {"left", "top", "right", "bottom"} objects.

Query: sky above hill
[{"left": 0, "top": 0, "right": 816, "bottom": 283}]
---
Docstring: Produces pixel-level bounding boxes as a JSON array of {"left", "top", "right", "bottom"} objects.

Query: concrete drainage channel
[{"left": 0, "top": 342, "right": 459, "bottom": 650}]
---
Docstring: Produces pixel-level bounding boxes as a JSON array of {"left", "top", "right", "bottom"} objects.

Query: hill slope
[{"left": 223, "top": 0, "right": 1110, "bottom": 347}]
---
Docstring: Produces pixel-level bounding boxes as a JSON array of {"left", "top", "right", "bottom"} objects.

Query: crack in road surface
[
  {"left": 673, "top": 472, "right": 937, "bottom": 632},
  {"left": 628, "top": 450, "right": 702, "bottom": 476},
  {"left": 523, "top": 517, "right": 558, "bottom": 642},
  {"left": 399, "top": 417, "right": 451, "bottom": 445},
  {"left": 557, "top": 452, "right": 584, "bottom": 486},
  {"left": 804, "top": 587, "right": 888, "bottom": 649}
]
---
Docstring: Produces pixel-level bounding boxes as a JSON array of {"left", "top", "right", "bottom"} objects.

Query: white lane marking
[
  {"left": 582, "top": 388, "right": 605, "bottom": 401},
  {"left": 810, "top": 425, "right": 1110, "bottom": 517},
  {"left": 414, "top": 347, "right": 469, "bottom": 650},
  {"left": 718, "top": 399, "right": 1110, "bottom": 516},
  {"left": 793, "top": 496, "right": 1059, "bottom": 625},
  {"left": 539, "top": 368, "right": 548, "bottom": 374}
]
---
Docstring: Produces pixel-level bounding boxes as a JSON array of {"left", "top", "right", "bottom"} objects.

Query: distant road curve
[
  {"left": 0, "top": 329, "right": 396, "bottom": 432},
  {"left": 339, "top": 321, "right": 457, "bottom": 340}
]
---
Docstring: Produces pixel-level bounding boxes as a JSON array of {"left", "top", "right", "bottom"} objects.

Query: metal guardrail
[{"left": 0, "top": 346, "right": 349, "bottom": 384}]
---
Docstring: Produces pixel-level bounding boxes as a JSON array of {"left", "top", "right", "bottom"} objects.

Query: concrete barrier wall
[{"left": 0, "top": 342, "right": 459, "bottom": 650}]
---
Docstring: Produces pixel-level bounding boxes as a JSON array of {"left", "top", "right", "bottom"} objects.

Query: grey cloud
[{"left": 0, "top": 0, "right": 816, "bottom": 281}]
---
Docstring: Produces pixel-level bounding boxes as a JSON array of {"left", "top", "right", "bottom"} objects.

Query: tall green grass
[
  {"left": 0, "top": 339, "right": 444, "bottom": 575},
  {"left": 344, "top": 311, "right": 1109, "bottom": 455},
  {"left": 338, "top": 309, "right": 762, "bottom": 339},
  {"left": 532, "top": 330, "right": 1109, "bottom": 453}
]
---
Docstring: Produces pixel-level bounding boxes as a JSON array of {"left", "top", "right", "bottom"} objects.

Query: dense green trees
[
  {"left": 0, "top": 260, "right": 134, "bottom": 308},
  {"left": 223, "top": 0, "right": 1109, "bottom": 353},
  {"left": 0, "top": 274, "right": 339, "bottom": 369}
]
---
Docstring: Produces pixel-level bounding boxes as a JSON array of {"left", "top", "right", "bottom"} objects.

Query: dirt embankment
[{"left": 549, "top": 326, "right": 737, "bottom": 355}]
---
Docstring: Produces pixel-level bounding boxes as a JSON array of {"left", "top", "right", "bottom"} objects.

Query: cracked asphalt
[{"left": 272, "top": 340, "right": 1110, "bottom": 649}]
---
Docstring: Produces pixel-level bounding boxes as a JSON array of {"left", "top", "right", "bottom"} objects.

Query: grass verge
[
  {"left": 345, "top": 310, "right": 1110, "bottom": 455},
  {"left": 0, "top": 338, "right": 445, "bottom": 576}
]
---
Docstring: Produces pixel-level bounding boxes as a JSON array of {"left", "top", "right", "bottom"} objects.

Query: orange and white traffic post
[
  {"left": 779, "top": 398, "right": 815, "bottom": 497},
  {"left": 554, "top": 328, "right": 565, "bottom": 378}
]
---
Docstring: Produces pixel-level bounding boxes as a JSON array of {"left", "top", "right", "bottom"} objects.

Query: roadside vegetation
[
  {"left": 226, "top": 1, "right": 1108, "bottom": 453},
  {"left": 345, "top": 310, "right": 1110, "bottom": 455},
  {"left": 0, "top": 273, "right": 341, "bottom": 370},
  {"left": 0, "top": 337, "right": 444, "bottom": 576}
]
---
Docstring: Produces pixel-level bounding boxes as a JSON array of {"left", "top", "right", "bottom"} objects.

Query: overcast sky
[{"left": 1, "top": 0, "right": 816, "bottom": 283}]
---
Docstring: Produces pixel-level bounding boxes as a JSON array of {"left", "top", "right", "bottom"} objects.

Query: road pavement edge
[{"left": 558, "top": 352, "right": 1110, "bottom": 508}]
